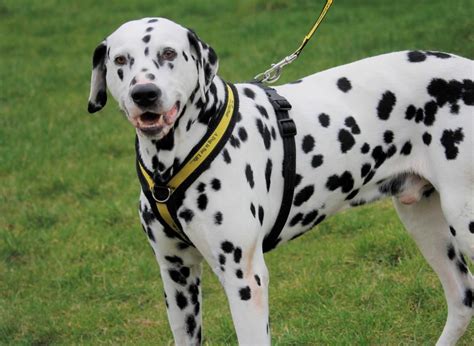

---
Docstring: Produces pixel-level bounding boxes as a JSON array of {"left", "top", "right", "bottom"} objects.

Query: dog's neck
[{"left": 136, "top": 76, "right": 227, "bottom": 181}]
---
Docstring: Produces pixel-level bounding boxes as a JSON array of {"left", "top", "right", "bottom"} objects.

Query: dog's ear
[
  {"left": 187, "top": 29, "right": 219, "bottom": 103},
  {"left": 88, "top": 41, "right": 108, "bottom": 113}
]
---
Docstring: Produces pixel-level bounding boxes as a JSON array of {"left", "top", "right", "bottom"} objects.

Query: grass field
[{"left": 1, "top": 0, "right": 473, "bottom": 344}]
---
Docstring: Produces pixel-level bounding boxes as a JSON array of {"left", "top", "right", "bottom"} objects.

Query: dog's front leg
[
  {"left": 159, "top": 258, "right": 203, "bottom": 345},
  {"left": 212, "top": 238, "right": 271, "bottom": 345},
  {"left": 139, "top": 196, "right": 204, "bottom": 345}
]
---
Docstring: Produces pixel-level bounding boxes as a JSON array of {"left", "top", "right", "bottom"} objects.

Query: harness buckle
[
  {"left": 278, "top": 118, "right": 297, "bottom": 137},
  {"left": 151, "top": 185, "right": 173, "bottom": 203}
]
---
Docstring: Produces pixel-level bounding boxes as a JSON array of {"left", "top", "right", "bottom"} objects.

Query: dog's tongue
[{"left": 164, "top": 104, "right": 179, "bottom": 125}]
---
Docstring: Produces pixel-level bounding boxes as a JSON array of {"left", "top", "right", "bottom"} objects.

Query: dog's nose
[{"left": 131, "top": 84, "right": 161, "bottom": 107}]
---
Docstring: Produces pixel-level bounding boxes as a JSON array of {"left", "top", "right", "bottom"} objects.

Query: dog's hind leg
[{"left": 394, "top": 191, "right": 473, "bottom": 346}]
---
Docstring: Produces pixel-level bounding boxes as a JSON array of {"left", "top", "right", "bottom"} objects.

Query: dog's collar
[{"left": 136, "top": 83, "right": 238, "bottom": 245}]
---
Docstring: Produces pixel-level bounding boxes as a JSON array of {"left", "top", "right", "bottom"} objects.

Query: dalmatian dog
[{"left": 87, "top": 17, "right": 473, "bottom": 345}]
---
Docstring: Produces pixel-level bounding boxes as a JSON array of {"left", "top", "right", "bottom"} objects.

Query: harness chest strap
[
  {"left": 136, "top": 83, "right": 237, "bottom": 245},
  {"left": 136, "top": 82, "right": 296, "bottom": 253}
]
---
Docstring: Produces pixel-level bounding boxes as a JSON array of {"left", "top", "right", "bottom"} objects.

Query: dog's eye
[
  {"left": 162, "top": 48, "right": 177, "bottom": 60},
  {"left": 114, "top": 55, "right": 127, "bottom": 65}
]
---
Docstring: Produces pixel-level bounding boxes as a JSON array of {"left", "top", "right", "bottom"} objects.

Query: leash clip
[{"left": 254, "top": 53, "right": 298, "bottom": 84}]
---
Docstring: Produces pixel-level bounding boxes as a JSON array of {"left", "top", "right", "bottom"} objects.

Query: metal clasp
[
  {"left": 254, "top": 53, "right": 298, "bottom": 84},
  {"left": 151, "top": 186, "right": 173, "bottom": 203}
]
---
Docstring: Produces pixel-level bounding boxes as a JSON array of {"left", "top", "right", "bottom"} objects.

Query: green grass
[{"left": 1, "top": 0, "right": 473, "bottom": 344}]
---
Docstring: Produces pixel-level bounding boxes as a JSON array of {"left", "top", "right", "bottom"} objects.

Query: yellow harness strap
[{"left": 137, "top": 83, "right": 236, "bottom": 236}]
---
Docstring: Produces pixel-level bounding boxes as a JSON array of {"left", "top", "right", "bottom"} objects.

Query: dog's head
[{"left": 88, "top": 18, "right": 218, "bottom": 139}]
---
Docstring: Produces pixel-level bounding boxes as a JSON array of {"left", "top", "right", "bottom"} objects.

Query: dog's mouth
[{"left": 134, "top": 102, "right": 180, "bottom": 135}]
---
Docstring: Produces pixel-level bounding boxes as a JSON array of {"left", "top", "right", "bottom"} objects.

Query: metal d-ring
[{"left": 151, "top": 186, "right": 173, "bottom": 203}]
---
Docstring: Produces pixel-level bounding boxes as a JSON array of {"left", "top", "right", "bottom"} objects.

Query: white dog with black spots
[{"left": 88, "top": 17, "right": 473, "bottom": 345}]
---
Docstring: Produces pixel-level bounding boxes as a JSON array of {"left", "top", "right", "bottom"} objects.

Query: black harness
[{"left": 136, "top": 82, "right": 296, "bottom": 253}]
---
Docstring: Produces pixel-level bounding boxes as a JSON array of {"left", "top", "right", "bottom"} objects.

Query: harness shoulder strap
[{"left": 257, "top": 84, "right": 297, "bottom": 253}]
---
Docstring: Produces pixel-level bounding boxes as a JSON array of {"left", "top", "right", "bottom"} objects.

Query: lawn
[{"left": 1, "top": 0, "right": 473, "bottom": 344}]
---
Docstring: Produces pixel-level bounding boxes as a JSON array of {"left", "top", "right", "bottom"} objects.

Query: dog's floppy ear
[
  {"left": 187, "top": 29, "right": 219, "bottom": 103},
  {"left": 88, "top": 41, "right": 108, "bottom": 113}
]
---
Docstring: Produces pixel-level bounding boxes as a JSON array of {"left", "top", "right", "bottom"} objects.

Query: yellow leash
[{"left": 254, "top": 0, "right": 334, "bottom": 83}]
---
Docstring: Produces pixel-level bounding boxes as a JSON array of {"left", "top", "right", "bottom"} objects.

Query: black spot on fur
[
  {"left": 302, "top": 135, "right": 315, "bottom": 153},
  {"left": 372, "top": 145, "right": 387, "bottom": 168},
  {"left": 186, "top": 314, "right": 196, "bottom": 336},
  {"left": 197, "top": 182, "right": 206, "bottom": 193},
  {"left": 250, "top": 203, "right": 256, "bottom": 217},
  {"left": 197, "top": 194, "right": 208, "bottom": 211},
  {"left": 145, "top": 73, "right": 155, "bottom": 81},
  {"left": 256, "top": 118, "right": 272, "bottom": 150},
  {"left": 142, "top": 35, "right": 151, "bottom": 43},
  {"left": 168, "top": 269, "right": 187, "bottom": 286},
  {"left": 294, "top": 185, "right": 315, "bottom": 206},
  {"left": 407, "top": 51, "right": 426, "bottom": 62},
  {"left": 258, "top": 206, "right": 264, "bottom": 225},
  {"left": 457, "top": 260, "right": 468, "bottom": 274},
  {"left": 318, "top": 113, "right": 330, "bottom": 127},
  {"left": 290, "top": 213, "right": 303, "bottom": 227},
  {"left": 422, "top": 132, "right": 432, "bottom": 146},
  {"left": 254, "top": 275, "right": 261, "bottom": 286},
  {"left": 243, "top": 87, "right": 256, "bottom": 99},
  {"left": 221, "top": 241, "right": 234, "bottom": 253},
  {"left": 423, "top": 101, "right": 437, "bottom": 126},
  {"left": 447, "top": 244, "right": 456, "bottom": 260},
  {"left": 361, "top": 163, "right": 371, "bottom": 178},
  {"left": 233, "top": 247, "right": 242, "bottom": 263},
  {"left": 211, "top": 178, "right": 221, "bottom": 191},
  {"left": 337, "top": 77, "right": 352, "bottom": 92},
  {"left": 469, "top": 221, "right": 474, "bottom": 234},
  {"left": 377, "top": 91, "right": 397, "bottom": 120},
  {"left": 344, "top": 116, "right": 361, "bottom": 134},
  {"left": 383, "top": 130, "right": 394, "bottom": 144},
  {"left": 179, "top": 209, "right": 194, "bottom": 224},
  {"left": 238, "top": 127, "right": 248, "bottom": 142},
  {"left": 400, "top": 141, "right": 412, "bottom": 156},
  {"left": 326, "top": 171, "right": 354, "bottom": 193},
  {"left": 229, "top": 135, "right": 241, "bottom": 148},
  {"left": 117, "top": 68, "right": 123, "bottom": 81},
  {"left": 236, "top": 269, "right": 243, "bottom": 279},
  {"left": 245, "top": 164, "right": 254, "bottom": 188},
  {"left": 338, "top": 129, "right": 356, "bottom": 153},
  {"left": 265, "top": 159, "right": 272, "bottom": 192},
  {"left": 222, "top": 149, "right": 231, "bottom": 164},
  {"left": 302, "top": 210, "right": 319, "bottom": 226},
  {"left": 165, "top": 255, "right": 184, "bottom": 265},
  {"left": 256, "top": 105, "right": 269, "bottom": 119},
  {"left": 463, "top": 289, "right": 473, "bottom": 308},
  {"left": 311, "top": 155, "right": 324, "bottom": 168},
  {"left": 426, "top": 51, "right": 451, "bottom": 59},
  {"left": 440, "top": 128, "right": 464, "bottom": 160},
  {"left": 176, "top": 291, "right": 188, "bottom": 310},
  {"left": 450, "top": 226, "right": 456, "bottom": 236},
  {"left": 361, "top": 143, "right": 370, "bottom": 154},
  {"left": 428, "top": 78, "right": 463, "bottom": 109},
  {"left": 386, "top": 145, "right": 397, "bottom": 158},
  {"left": 219, "top": 254, "right": 226, "bottom": 265},
  {"left": 214, "top": 212, "right": 223, "bottom": 225},
  {"left": 239, "top": 286, "right": 251, "bottom": 300},
  {"left": 405, "top": 105, "right": 416, "bottom": 120}
]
